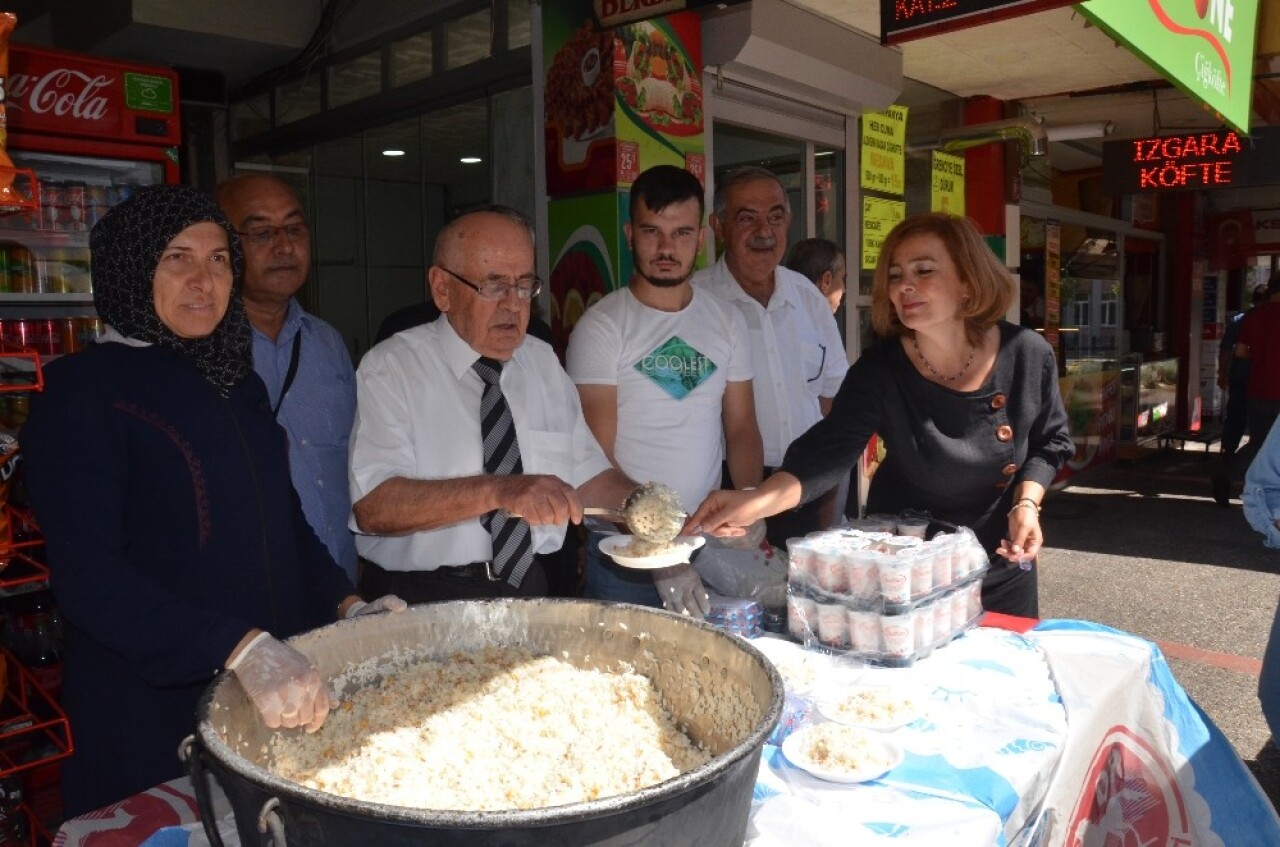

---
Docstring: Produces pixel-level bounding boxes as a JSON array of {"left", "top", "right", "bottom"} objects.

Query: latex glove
[
  {"left": 719, "top": 518, "right": 767, "bottom": 551},
  {"left": 653, "top": 564, "right": 711, "bottom": 619},
  {"left": 344, "top": 594, "right": 408, "bottom": 618},
  {"left": 228, "top": 632, "right": 335, "bottom": 733}
]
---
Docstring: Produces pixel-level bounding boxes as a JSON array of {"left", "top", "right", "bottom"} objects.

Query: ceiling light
[
  {"left": 460, "top": 156, "right": 482, "bottom": 164},
  {"left": 1045, "top": 122, "right": 1114, "bottom": 142},
  {"left": 382, "top": 149, "right": 406, "bottom": 157}
]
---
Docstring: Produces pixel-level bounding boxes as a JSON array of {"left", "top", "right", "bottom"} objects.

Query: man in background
[
  {"left": 785, "top": 236, "right": 850, "bottom": 526},
  {"left": 785, "top": 237, "right": 846, "bottom": 314},
  {"left": 567, "top": 165, "right": 762, "bottom": 616},
  {"left": 217, "top": 174, "right": 358, "bottom": 581},
  {"left": 1231, "top": 273, "right": 1280, "bottom": 501},
  {"left": 693, "top": 166, "right": 848, "bottom": 546},
  {"left": 1213, "top": 283, "right": 1268, "bottom": 506}
]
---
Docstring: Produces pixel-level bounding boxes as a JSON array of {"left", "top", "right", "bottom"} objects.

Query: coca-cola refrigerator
[{"left": 0, "top": 43, "right": 179, "bottom": 374}]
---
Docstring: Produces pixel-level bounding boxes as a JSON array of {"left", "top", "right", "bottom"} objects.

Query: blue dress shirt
[{"left": 252, "top": 299, "right": 358, "bottom": 579}]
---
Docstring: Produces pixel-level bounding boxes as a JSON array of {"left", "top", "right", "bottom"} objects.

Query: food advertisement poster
[
  {"left": 547, "top": 193, "right": 628, "bottom": 358},
  {"left": 862, "top": 196, "right": 906, "bottom": 271},
  {"left": 543, "top": 3, "right": 704, "bottom": 196},
  {"left": 860, "top": 105, "right": 907, "bottom": 196},
  {"left": 1055, "top": 370, "right": 1119, "bottom": 482},
  {"left": 931, "top": 151, "right": 965, "bottom": 214}
]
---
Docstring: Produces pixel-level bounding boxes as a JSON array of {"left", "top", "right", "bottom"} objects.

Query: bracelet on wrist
[{"left": 1008, "top": 499, "right": 1041, "bottom": 518}]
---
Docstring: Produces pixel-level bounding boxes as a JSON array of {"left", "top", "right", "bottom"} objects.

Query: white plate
[
  {"left": 598, "top": 534, "right": 706, "bottom": 569},
  {"left": 817, "top": 685, "right": 926, "bottom": 731},
  {"left": 781, "top": 723, "right": 903, "bottom": 784}
]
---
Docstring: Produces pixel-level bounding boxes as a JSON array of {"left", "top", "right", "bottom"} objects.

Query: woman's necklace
[{"left": 912, "top": 335, "right": 976, "bottom": 383}]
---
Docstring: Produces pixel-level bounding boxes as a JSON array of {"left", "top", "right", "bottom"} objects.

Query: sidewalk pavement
[{"left": 1035, "top": 443, "right": 1280, "bottom": 808}]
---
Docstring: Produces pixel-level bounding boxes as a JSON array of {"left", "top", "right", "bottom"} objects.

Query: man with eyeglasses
[
  {"left": 217, "top": 173, "right": 359, "bottom": 582},
  {"left": 693, "top": 166, "right": 848, "bottom": 546},
  {"left": 567, "top": 165, "right": 763, "bottom": 617},
  {"left": 348, "top": 206, "right": 639, "bottom": 604}
]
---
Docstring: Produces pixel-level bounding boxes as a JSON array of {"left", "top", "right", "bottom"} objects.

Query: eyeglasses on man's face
[
  {"left": 440, "top": 267, "right": 543, "bottom": 301},
  {"left": 235, "top": 223, "right": 310, "bottom": 249}
]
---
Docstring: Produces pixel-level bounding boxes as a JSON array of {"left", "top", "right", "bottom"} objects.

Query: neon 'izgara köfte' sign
[{"left": 1101, "top": 126, "right": 1280, "bottom": 195}]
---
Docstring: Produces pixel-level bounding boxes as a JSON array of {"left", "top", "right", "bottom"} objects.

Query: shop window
[
  {"left": 329, "top": 52, "right": 383, "bottom": 109},
  {"left": 446, "top": 8, "right": 492, "bottom": 70},
  {"left": 276, "top": 75, "right": 322, "bottom": 125},
  {"left": 391, "top": 29, "right": 434, "bottom": 88}
]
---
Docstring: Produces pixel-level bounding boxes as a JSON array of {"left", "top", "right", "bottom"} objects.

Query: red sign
[
  {"left": 4, "top": 45, "right": 180, "bottom": 146},
  {"left": 1102, "top": 126, "right": 1280, "bottom": 194},
  {"left": 881, "top": 0, "right": 1076, "bottom": 45},
  {"left": 595, "top": 0, "right": 686, "bottom": 28}
]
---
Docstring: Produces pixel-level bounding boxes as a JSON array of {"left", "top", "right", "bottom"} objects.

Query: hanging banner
[
  {"left": 1077, "top": 0, "right": 1260, "bottom": 135},
  {"left": 861, "top": 196, "right": 906, "bottom": 271},
  {"left": 860, "top": 105, "right": 907, "bottom": 196},
  {"left": 930, "top": 151, "right": 965, "bottom": 214}
]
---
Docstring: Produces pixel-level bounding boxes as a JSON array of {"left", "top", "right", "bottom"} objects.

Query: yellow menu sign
[
  {"left": 860, "top": 105, "right": 907, "bottom": 196},
  {"left": 862, "top": 196, "right": 906, "bottom": 271},
  {"left": 931, "top": 151, "right": 965, "bottom": 214}
]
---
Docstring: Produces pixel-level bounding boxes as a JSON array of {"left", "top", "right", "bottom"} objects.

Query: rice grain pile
[{"left": 267, "top": 646, "right": 711, "bottom": 811}]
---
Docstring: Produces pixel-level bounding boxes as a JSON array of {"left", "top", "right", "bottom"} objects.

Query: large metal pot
[{"left": 186, "top": 598, "right": 784, "bottom": 846}]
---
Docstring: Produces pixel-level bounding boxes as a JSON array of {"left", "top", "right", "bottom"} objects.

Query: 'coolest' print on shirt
[{"left": 635, "top": 335, "right": 718, "bottom": 400}]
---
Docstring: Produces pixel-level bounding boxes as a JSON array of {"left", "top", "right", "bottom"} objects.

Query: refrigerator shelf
[
  {"left": 0, "top": 648, "right": 71, "bottom": 779},
  {"left": 0, "top": 349, "right": 42, "bottom": 393}
]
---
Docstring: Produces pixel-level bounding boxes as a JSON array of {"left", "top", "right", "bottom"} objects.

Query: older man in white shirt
[
  {"left": 349, "top": 206, "right": 637, "bottom": 603},
  {"left": 693, "top": 166, "right": 848, "bottom": 545}
]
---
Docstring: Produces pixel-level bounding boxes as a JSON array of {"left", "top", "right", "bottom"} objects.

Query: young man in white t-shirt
[{"left": 566, "top": 165, "right": 764, "bottom": 616}]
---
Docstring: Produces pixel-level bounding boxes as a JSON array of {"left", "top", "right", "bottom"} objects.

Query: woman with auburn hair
[{"left": 687, "top": 212, "right": 1073, "bottom": 616}]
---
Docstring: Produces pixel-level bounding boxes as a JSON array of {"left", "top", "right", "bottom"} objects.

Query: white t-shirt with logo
[{"left": 566, "top": 286, "right": 753, "bottom": 512}]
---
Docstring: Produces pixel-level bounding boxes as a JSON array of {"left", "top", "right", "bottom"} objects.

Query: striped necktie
[{"left": 472, "top": 356, "right": 534, "bottom": 587}]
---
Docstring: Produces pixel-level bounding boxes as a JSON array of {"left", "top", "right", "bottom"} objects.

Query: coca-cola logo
[{"left": 6, "top": 68, "right": 113, "bottom": 121}]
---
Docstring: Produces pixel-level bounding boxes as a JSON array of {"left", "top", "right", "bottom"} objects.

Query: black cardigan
[
  {"left": 781, "top": 321, "right": 1074, "bottom": 559},
  {"left": 21, "top": 342, "right": 355, "bottom": 816}
]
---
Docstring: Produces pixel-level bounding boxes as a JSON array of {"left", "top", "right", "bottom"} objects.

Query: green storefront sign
[{"left": 1077, "top": 0, "right": 1259, "bottom": 134}]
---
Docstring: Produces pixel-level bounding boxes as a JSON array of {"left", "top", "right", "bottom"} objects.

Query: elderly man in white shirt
[
  {"left": 349, "top": 206, "right": 638, "bottom": 603},
  {"left": 693, "top": 166, "right": 849, "bottom": 545}
]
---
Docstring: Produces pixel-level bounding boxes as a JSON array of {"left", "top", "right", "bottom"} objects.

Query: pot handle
[
  {"left": 258, "top": 797, "right": 288, "bottom": 847},
  {"left": 179, "top": 734, "right": 228, "bottom": 847}
]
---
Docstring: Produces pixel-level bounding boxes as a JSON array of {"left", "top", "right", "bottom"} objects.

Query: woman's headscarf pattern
[{"left": 90, "top": 185, "right": 251, "bottom": 395}]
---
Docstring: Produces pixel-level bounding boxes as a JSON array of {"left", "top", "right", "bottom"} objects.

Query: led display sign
[
  {"left": 1078, "top": 0, "right": 1260, "bottom": 134},
  {"left": 1102, "top": 127, "right": 1280, "bottom": 194},
  {"left": 880, "top": 0, "right": 1075, "bottom": 45}
]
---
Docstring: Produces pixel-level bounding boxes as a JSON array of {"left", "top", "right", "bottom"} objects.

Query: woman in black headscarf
[{"left": 20, "top": 185, "right": 402, "bottom": 817}]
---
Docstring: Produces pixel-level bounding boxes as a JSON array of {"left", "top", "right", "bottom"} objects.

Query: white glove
[
  {"left": 719, "top": 518, "right": 767, "bottom": 551},
  {"left": 228, "top": 632, "right": 335, "bottom": 733},
  {"left": 653, "top": 564, "right": 711, "bottom": 618},
  {"left": 344, "top": 594, "right": 408, "bottom": 618}
]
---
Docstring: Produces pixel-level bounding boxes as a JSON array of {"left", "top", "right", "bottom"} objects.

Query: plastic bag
[{"left": 692, "top": 536, "right": 787, "bottom": 600}]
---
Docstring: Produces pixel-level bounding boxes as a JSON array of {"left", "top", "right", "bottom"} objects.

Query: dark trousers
[
  {"left": 1222, "top": 379, "right": 1249, "bottom": 458},
  {"left": 980, "top": 562, "right": 1039, "bottom": 619},
  {"left": 1228, "top": 399, "right": 1280, "bottom": 481},
  {"left": 359, "top": 558, "right": 549, "bottom": 605}
]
